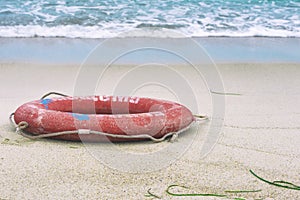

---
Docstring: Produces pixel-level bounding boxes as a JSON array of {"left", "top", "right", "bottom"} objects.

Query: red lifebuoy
[{"left": 14, "top": 96, "right": 195, "bottom": 142}]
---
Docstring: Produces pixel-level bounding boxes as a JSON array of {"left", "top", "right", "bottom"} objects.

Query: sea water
[{"left": 0, "top": 0, "right": 299, "bottom": 38}]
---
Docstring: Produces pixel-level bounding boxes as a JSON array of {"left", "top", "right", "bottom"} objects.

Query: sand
[{"left": 0, "top": 62, "right": 300, "bottom": 199}]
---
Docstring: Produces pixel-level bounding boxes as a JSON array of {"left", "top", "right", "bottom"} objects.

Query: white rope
[
  {"left": 9, "top": 113, "right": 199, "bottom": 142},
  {"left": 193, "top": 114, "right": 209, "bottom": 122},
  {"left": 10, "top": 91, "right": 209, "bottom": 143}
]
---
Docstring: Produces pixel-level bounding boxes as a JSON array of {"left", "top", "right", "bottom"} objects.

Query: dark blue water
[{"left": 0, "top": 0, "right": 299, "bottom": 38}]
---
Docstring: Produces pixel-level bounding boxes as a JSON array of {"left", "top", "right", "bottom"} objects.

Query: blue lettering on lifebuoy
[
  {"left": 40, "top": 99, "right": 52, "bottom": 109},
  {"left": 72, "top": 113, "right": 90, "bottom": 121}
]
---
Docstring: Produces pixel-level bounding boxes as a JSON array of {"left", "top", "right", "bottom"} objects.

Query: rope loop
[
  {"left": 16, "top": 121, "right": 28, "bottom": 131},
  {"left": 10, "top": 113, "right": 29, "bottom": 135}
]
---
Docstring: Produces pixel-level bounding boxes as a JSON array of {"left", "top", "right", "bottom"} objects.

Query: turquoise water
[{"left": 0, "top": 0, "right": 299, "bottom": 38}]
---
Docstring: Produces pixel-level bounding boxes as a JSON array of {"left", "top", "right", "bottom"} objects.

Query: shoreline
[{"left": 0, "top": 37, "right": 300, "bottom": 64}]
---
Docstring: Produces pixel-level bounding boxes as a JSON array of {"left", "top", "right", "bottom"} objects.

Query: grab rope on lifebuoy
[{"left": 10, "top": 92, "right": 208, "bottom": 142}]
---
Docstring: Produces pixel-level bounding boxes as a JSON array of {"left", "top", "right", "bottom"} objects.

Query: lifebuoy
[{"left": 13, "top": 96, "right": 195, "bottom": 142}]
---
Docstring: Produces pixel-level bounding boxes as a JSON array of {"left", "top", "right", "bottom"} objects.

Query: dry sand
[{"left": 0, "top": 62, "right": 300, "bottom": 199}]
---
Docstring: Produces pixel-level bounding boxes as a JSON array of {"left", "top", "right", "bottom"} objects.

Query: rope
[
  {"left": 10, "top": 91, "right": 209, "bottom": 142},
  {"left": 193, "top": 115, "right": 209, "bottom": 122},
  {"left": 40, "top": 91, "right": 69, "bottom": 100},
  {"left": 9, "top": 113, "right": 29, "bottom": 134},
  {"left": 9, "top": 113, "right": 198, "bottom": 142}
]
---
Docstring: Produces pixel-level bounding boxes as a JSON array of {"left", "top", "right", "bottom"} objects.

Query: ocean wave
[
  {"left": 0, "top": 25, "right": 299, "bottom": 38},
  {"left": 0, "top": 0, "right": 299, "bottom": 38}
]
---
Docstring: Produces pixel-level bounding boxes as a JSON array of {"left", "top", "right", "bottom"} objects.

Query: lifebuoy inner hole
[{"left": 43, "top": 99, "right": 165, "bottom": 115}]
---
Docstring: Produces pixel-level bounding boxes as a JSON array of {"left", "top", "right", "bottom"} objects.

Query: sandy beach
[
  {"left": 0, "top": 58, "right": 299, "bottom": 199},
  {"left": 1, "top": 0, "right": 300, "bottom": 197}
]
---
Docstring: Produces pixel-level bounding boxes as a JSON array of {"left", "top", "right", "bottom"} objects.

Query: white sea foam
[
  {"left": 0, "top": 24, "right": 300, "bottom": 38},
  {"left": 0, "top": 0, "right": 299, "bottom": 38}
]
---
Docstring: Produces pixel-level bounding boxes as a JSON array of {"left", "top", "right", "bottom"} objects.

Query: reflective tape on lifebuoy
[{"left": 14, "top": 96, "right": 195, "bottom": 142}]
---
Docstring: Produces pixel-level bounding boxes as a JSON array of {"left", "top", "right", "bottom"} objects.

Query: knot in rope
[{"left": 16, "top": 121, "right": 28, "bottom": 133}]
